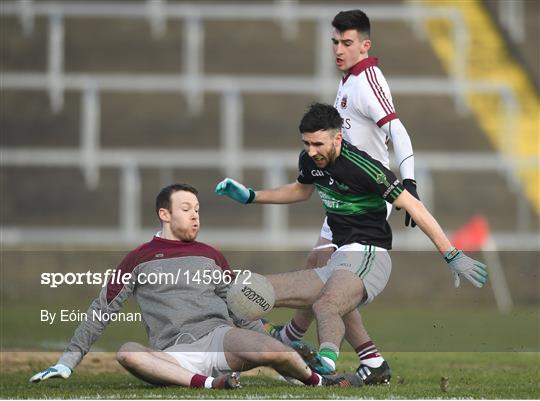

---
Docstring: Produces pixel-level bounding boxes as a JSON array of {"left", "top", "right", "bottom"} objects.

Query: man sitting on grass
[{"left": 30, "top": 184, "right": 363, "bottom": 389}]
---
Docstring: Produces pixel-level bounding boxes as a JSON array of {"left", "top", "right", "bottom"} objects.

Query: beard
[{"left": 326, "top": 145, "right": 338, "bottom": 165}]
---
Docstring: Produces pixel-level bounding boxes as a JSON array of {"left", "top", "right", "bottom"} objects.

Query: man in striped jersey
[
  {"left": 266, "top": 10, "right": 421, "bottom": 383},
  {"left": 215, "top": 102, "right": 488, "bottom": 377}
]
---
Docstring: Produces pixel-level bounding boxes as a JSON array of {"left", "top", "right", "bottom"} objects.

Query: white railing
[
  {"left": 1, "top": 1, "right": 537, "bottom": 249},
  {"left": 1, "top": 147, "right": 538, "bottom": 250}
]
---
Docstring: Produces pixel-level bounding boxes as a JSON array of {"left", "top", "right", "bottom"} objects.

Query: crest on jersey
[
  {"left": 336, "top": 180, "right": 350, "bottom": 191},
  {"left": 375, "top": 173, "right": 389, "bottom": 186},
  {"left": 340, "top": 95, "right": 348, "bottom": 109}
]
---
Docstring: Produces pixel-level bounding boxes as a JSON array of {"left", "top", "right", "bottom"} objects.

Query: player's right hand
[
  {"left": 215, "top": 178, "right": 255, "bottom": 204},
  {"left": 29, "top": 364, "right": 71, "bottom": 382},
  {"left": 444, "top": 247, "right": 488, "bottom": 288}
]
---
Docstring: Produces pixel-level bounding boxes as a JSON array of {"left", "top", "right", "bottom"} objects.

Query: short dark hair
[
  {"left": 332, "top": 9, "right": 370, "bottom": 37},
  {"left": 155, "top": 183, "right": 198, "bottom": 217},
  {"left": 298, "top": 102, "right": 343, "bottom": 134}
]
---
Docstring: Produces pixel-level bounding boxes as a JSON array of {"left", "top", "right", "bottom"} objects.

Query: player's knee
[
  {"left": 116, "top": 342, "right": 142, "bottom": 366},
  {"left": 304, "top": 251, "right": 320, "bottom": 269}
]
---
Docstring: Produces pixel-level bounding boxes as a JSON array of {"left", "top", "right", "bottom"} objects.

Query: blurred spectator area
[
  {"left": 483, "top": 0, "right": 539, "bottom": 89},
  {"left": 1, "top": 0, "right": 538, "bottom": 253}
]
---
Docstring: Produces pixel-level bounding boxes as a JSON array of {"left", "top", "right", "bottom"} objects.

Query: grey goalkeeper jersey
[{"left": 58, "top": 236, "right": 257, "bottom": 369}]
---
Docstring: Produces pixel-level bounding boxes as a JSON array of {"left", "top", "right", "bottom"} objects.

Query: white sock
[
  {"left": 321, "top": 356, "right": 336, "bottom": 370},
  {"left": 204, "top": 377, "right": 214, "bottom": 389},
  {"left": 362, "top": 356, "right": 384, "bottom": 368}
]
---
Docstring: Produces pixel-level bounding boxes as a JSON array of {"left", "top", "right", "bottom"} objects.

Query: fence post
[
  {"left": 80, "top": 82, "right": 100, "bottom": 190},
  {"left": 120, "top": 160, "right": 142, "bottom": 241},
  {"left": 48, "top": 10, "right": 64, "bottom": 113}
]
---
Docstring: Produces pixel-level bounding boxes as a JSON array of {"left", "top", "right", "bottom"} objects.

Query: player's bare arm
[
  {"left": 393, "top": 190, "right": 488, "bottom": 288},
  {"left": 254, "top": 181, "right": 314, "bottom": 204},
  {"left": 392, "top": 190, "right": 451, "bottom": 254}
]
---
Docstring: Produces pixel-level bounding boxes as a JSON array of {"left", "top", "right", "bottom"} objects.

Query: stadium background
[{"left": 1, "top": 0, "right": 539, "bottom": 362}]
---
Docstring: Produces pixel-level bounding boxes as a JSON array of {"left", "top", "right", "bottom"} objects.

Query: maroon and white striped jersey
[
  {"left": 334, "top": 57, "right": 398, "bottom": 170},
  {"left": 58, "top": 236, "right": 239, "bottom": 370}
]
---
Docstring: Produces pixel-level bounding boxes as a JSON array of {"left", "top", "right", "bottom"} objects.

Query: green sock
[{"left": 320, "top": 347, "right": 338, "bottom": 364}]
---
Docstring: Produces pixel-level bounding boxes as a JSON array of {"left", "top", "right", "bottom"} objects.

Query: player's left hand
[
  {"left": 30, "top": 364, "right": 72, "bottom": 382},
  {"left": 444, "top": 247, "right": 488, "bottom": 288},
  {"left": 399, "top": 179, "right": 419, "bottom": 227}
]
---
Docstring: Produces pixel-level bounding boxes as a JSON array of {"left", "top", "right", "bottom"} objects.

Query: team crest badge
[
  {"left": 375, "top": 173, "right": 389, "bottom": 186},
  {"left": 336, "top": 180, "right": 350, "bottom": 191},
  {"left": 340, "top": 95, "right": 348, "bottom": 109}
]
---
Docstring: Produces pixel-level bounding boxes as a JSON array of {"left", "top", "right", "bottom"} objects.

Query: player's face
[
  {"left": 332, "top": 29, "right": 371, "bottom": 73},
  {"left": 302, "top": 129, "right": 342, "bottom": 168},
  {"left": 160, "top": 190, "right": 200, "bottom": 242}
]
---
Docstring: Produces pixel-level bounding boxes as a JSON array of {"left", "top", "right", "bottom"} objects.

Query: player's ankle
[
  {"left": 279, "top": 319, "right": 307, "bottom": 344},
  {"left": 301, "top": 371, "right": 323, "bottom": 386},
  {"left": 361, "top": 356, "right": 384, "bottom": 368},
  {"left": 189, "top": 374, "right": 211, "bottom": 388}
]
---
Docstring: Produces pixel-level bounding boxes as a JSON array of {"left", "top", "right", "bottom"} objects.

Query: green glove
[{"left": 215, "top": 178, "right": 256, "bottom": 204}]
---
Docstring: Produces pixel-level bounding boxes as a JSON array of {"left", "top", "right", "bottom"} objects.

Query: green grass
[
  {"left": 1, "top": 305, "right": 539, "bottom": 398},
  {"left": 1, "top": 352, "right": 539, "bottom": 399},
  {"left": 2, "top": 304, "right": 538, "bottom": 352}
]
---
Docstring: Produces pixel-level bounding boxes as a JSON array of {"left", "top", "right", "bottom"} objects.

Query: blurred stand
[
  {"left": 1, "top": 1, "right": 538, "bottom": 251},
  {"left": 451, "top": 216, "right": 514, "bottom": 313}
]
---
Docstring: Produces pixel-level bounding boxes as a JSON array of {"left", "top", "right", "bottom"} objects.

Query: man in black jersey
[{"left": 215, "top": 102, "right": 488, "bottom": 373}]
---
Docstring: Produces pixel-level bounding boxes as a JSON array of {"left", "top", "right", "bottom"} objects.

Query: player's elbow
[{"left": 297, "top": 186, "right": 313, "bottom": 202}]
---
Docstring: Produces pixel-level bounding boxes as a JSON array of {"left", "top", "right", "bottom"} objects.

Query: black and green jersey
[{"left": 297, "top": 140, "right": 404, "bottom": 249}]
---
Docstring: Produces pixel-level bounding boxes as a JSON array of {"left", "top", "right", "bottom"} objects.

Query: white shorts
[
  {"left": 319, "top": 202, "right": 393, "bottom": 241},
  {"left": 164, "top": 325, "right": 232, "bottom": 377},
  {"left": 314, "top": 243, "right": 392, "bottom": 304}
]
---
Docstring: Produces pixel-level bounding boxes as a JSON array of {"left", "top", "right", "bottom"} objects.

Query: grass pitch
[
  {"left": 1, "top": 305, "right": 538, "bottom": 398},
  {"left": 1, "top": 351, "right": 538, "bottom": 399}
]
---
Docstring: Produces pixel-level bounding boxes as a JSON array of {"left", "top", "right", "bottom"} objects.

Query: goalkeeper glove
[
  {"left": 215, "top": 178, "right": 256, "bottom": 204},
  {"left": 444, "top": 247, "right": 488, "bottom": 288},
  {"left": 30, "top": 363, "right": 71, "bottom": 382}
]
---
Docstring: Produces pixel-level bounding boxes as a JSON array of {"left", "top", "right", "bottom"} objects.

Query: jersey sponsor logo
[
  {"left": 319, "top": 191, "right": 346, "bottom": 210},
  {"left": 311, "top": 169, "right": 325, "bottom": 177},
  {"left": 340, "top": 94, "right": 348, "bottom": 109},
  {"left": 315, "top": 184, "right": 386, "bottom": 215},
  {"left": 343, "top": 118, "right": 352, "bottom": 130},
  {"left": 329, "top": 177, "right": 334, "bottom": 185}
]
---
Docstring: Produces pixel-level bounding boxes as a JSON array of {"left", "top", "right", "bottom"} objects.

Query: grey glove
[{"left": 444, "top": 247, "right": 488, "bottom": 288}]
